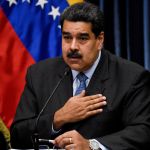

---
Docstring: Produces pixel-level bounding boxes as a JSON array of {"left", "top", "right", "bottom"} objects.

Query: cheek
[
  {"left": 62, "top": 43, "right": 69, "bottom": 55},
  {"left": 82, "top": 50, "right": 99, "bottom": 66},
  {"left": 82, "top": 44, "right": 98, "bottom": 58},
  {"left": 62, "top": 40, "right": 69, "bottom": 50},
  {"left": 83, "top": 52, "right": 96, "bottom": 62}
]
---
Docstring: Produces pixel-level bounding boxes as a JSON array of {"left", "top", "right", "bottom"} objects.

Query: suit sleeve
[
  {"left": 98, "top": 70, "right": 150, "bottom": 150},
  {"left": 10, "top": 66, "right": 55, "bottom": 149}
]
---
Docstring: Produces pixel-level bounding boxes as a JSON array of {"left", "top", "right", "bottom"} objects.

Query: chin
[
  {"left": 69, "top": 64, "right": 83, "bottom": 71},
  {"left": 64, "top": 59, "right": 86, "bottom": 71}
]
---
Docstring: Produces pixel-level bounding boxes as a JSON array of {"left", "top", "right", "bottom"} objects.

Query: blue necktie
[{"left": 75, "top": 72, "right": 88, "bottom": 95}]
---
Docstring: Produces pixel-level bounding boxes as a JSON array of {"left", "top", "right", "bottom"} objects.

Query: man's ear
[{"left": 97, "top": 32, "right": 104, "bottom": 49}]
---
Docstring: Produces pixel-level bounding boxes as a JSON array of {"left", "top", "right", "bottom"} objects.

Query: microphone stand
[
  {"left": 32, "top": 68, "right": 69, "bottom": 150},
  {"left": 32, "top": 132, "right": 39, "bottom": 150}
]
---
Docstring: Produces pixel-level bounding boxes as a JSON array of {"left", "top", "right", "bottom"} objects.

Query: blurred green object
[{"left": 0, "top": 117, "right": 11, "bottom": 148}]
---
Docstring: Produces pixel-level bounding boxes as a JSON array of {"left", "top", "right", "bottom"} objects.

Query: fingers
[
  {"left": 56, "top": 137, "right": 73, "bottom": 148},
  {"left": 55, "top": 132, "right": 74, "bottom": 148},
  {"left": 65, "top": 143, "right": 76, "bottom": 150},
  {"left": 81, "top": 94, "right": 107, "bottom": 109},
  {"left": 74, "top": 90, "right": 106, "bottom": 104},
  {"left": 85, "top": 96, "right": 107, "bottom": 117},
  {"left": 74, "top": 92, "right": 107, "bottom": 115},
  {"left": 86, "top": 96, "right": 106, "bottom": 105},
  {"left": 87, "top": 100, "right": 107, "bottom": 111},
  {"left": 86, "top": 108, "right": 103, "bottom": 117},
  {"left": 82, "top": 94, "right": 106, "bottom": 102}
]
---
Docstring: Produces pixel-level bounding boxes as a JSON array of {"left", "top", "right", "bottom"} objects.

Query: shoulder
[
  {"left": 104, "top": 49, "right": 147, "bottom": 74},
  {"left": 30, "top": 57, "right": 64, "bottom": 69},
  {"left": 102, "top": 49, "right": 150, "bottom": 84},
  {"left": 27, "top": 57, "right": 67, "bottom": 77}
]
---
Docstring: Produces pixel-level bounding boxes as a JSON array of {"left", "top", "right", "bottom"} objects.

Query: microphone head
[{"left": 64, "top": 67, "right": 70, "bottom": 76}]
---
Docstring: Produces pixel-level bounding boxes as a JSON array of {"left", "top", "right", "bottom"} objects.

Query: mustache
[{"left": 67, "top": 50, "right": 82, "bottom": 59}]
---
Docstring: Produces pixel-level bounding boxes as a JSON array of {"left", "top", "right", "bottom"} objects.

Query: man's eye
[{"left": 78, "top": 36, "right": 88, "bottom": 42}]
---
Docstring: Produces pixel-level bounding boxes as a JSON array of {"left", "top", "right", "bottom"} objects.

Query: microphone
[{"left": 32, "top": 67, "right": 70, "bottom": 150}]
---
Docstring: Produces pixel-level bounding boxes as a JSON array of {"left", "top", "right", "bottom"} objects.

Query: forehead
[{"left": 62, "top": 20, "right": 93, "bottom": 35}]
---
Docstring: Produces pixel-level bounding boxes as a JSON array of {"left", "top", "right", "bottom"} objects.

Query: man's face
[{"left": 62, "top": 20, "right": 104, "bottom": 72}]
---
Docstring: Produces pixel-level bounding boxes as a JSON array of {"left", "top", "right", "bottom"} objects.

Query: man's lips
[
  {"left": 67, "top": 51, "right": 82, "bottom": 59},
  {"left": 68, "top": 57, "right": 81, "bottom": 62}
]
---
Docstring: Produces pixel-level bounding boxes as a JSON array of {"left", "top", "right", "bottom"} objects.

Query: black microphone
[{"left": 32, "top": 67, "right": 70, "bottom": 150}]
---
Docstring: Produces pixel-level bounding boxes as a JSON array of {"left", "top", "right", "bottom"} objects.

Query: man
[{"left": 10, "top": 2, "right": 150, "bottom": 150}]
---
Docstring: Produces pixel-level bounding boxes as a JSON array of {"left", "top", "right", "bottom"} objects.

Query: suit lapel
[{"left": 86, "top": 49, "right": 110, "bottom": 96}]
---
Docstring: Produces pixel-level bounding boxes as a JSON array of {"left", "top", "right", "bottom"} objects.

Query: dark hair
[{"left": 60, "top": 2, "right": 104, "bottom": 37}]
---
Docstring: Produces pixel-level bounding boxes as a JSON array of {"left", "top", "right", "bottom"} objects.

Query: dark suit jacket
[{"left": 10, "top": 49, "right": 150, "bottom": 150}]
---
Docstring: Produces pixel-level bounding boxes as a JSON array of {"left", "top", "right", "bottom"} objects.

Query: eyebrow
[
  {"left": 62, "top": 32, "right": 89, "bottom": 37},
  {"left": 78, "top": 33, "right": 89, "bottom": 37},
  {"left": 62, "top": 32, "right": 71, "bottom": 35}
]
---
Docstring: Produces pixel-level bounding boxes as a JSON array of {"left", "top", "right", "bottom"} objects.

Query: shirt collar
[{"left": 72, "top": 50, "right": 101, "bottom": 80}]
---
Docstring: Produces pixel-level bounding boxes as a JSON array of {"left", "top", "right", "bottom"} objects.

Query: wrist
[{"left": 53, "top": 109, "right": 66, "bottom": 129}]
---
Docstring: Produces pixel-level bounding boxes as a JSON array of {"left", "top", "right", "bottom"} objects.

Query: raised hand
[{"left": 53, "top": 90, "right": 107, "bottom": 129}]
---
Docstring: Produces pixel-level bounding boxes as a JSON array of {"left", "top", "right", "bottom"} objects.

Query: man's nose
[{"left": 70, "top": 39, "right": 79, "bottom": 50}]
